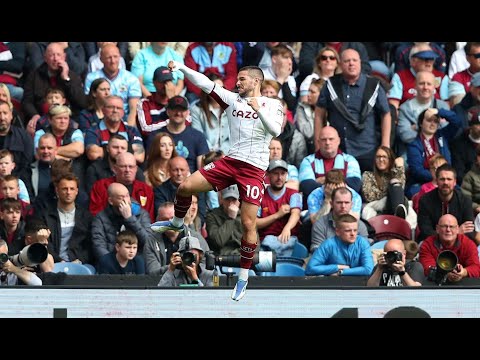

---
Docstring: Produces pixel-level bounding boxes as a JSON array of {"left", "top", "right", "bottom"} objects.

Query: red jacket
[
  {"left": 419, "top": 233, "right": 480, "bottom": 278},
  {"left": 89, "top": 177, "right": 155, "bottom": 221}
]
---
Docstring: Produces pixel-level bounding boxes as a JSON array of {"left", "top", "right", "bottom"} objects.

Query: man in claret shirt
[{"left": 151, "top": 60, "right": 283, "bottom": 301}]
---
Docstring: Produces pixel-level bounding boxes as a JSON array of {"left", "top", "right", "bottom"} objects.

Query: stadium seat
[
  {"left": 291, "top": 241, "right": 308, "bottom": 259},
  {"left": 260, "top": 262, "right": 305, "bottom": 277},
  {"left": 52, "top": 262, "right": 94, "bottom": 275},
  {"left": 367, "top": 214, "right": 412, "bottom": 241}
]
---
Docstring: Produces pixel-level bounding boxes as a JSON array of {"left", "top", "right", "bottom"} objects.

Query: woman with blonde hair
[
  {"left": 299, "top": 47, "right": 340, "bottom": 103},
  {"left": 144, "top": 132, "right": 178, "bottom": 188}
]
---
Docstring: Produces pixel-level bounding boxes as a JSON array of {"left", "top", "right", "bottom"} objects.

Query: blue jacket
[{"left": 305, "top": 235, "right": 373, "bottom": 276}]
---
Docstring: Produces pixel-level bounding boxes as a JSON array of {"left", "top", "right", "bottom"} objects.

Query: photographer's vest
[{"left": 326, "top": 74, "right": 380, "bottom": 132}]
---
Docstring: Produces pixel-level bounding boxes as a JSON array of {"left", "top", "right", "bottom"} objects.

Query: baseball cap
[
  {"left": 178, "top": 236, "right": 203, "bottom": 253},
  {"left": 268, "top": 159, "right": 288, "bottom": 172},
  {"left": 153, "top": 66, "right": 174, "bottom": 82},
  {"left": 411, "top": 50, "right": 439, "bottom": 60},
  {"left": 471, "top": 72, "right": 480, "bottom": 88},
  {"left": 221, "top": 185, "right": 239, "bottom": 199},
  {"left": 468, "top": 106, "right": 480, "bottom": 125},
  {"left": 167, "top": 95, "right": 189, "bottom": 110}
]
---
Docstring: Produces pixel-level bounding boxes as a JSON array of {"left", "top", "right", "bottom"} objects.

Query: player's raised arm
[{"left": 168, "top": 60, "right": 215, "bottom": 94}]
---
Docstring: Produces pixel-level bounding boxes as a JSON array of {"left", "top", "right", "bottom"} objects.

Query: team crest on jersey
[{"left": 204, "top": 162, "right": 215, "bottom": 171}]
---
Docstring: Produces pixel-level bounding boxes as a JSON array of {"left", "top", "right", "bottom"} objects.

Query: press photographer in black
[
  {"left": 157, "top": 235, "right": 214, "bottom": 287},
  {"left": 367, "top": 239, "right": 423, "bottom": 286},
  {"left": 0, "top": 239, "right": 42, "bottom": 286}
]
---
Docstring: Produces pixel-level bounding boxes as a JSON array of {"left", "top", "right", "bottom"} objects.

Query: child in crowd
[
  {"left": 97, "top": 230, "right": 145, "bottom": 275},
  {"left": 0, "top": 175, "right": 32, "bottom": 218},
  {"left": 0, "top": 149, "right": 30, "bottom": 203},
  {"left": 29, "top": 88, "right": 69, "bottom": 135}
]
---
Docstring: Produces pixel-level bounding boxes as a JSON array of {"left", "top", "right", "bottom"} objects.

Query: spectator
[
  {"left": 305, "top": 213, "right": 374, "bottom": 276},
  {"left": 0, "top": 149, "right": 30, "bottom": 203},
  {"left": 448, "top": 42, "right": 480, "bottom": 107},
  {"left": 268, "top": 138, "right": 299, "bottom": 191},
  {"left": 143, "top": 132, "right": 177, "bottom": 188},
  {"left": 97, "top": 230, "right": 145, "bottom": 275},
  {"left": 412, "top": 154, "right": 447, "bottom": 214},
  {"left": 86, "top": 42, "right": 127, "bottom": 73},
  {"left": 0, "top": 42, "right": 26, "bottom": 102},
  {"left": 77, "top": 77, "right": 111, "bottom": 133}
]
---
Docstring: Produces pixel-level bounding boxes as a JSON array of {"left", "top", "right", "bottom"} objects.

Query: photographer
[
  {"left": 419, "top": 214, "right": 480, "bottom": 283},
  {"left": 0, "top": 239, "right": 42, "bottom": 286},
  {"left": 158, "top": 236, "right": 214, "bottom": 287},
  {"left": 367, "top": 239, "right": 423, "bottom": 286}
]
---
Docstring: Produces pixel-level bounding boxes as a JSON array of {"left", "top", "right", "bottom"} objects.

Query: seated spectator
[
  {"left": 367, "top": 238, "right": 423, "bottom": 286},
  {"left": 91, "top": 182, "right": 154, "bottom": 263},
  {"left": 158, "top": 235, "right": 214, "bottom": 287},
  {"left": 412, "top": 154, "right": 447, "bottom": 214},
  {"left": 419, "top": 214, "right": 480, "bottom": 281},
  {"left": 295, "top": 78, "right": 326, "bottom": 154},
  {"left": 0, "top": 149, "right": 30, "bottom": 203},
  {"left": 89, "top": 152, "right": 154, "bottom": 221},
  {"left": 417, "top": 164, "right": 475, "bottom": 243},
  {"left": 406, "top": 107, "right": 461, "bottom": 198},
  {"left": 184, "top": 194, "right": 206, "bottom": 239},
  {"left": 0, "top": 198, "right": 25, "bottom": 256},
  {"left": 0, "top": 42, "right": 26, "bottom": 103},
  {"left": 267, "top": 138, "right": 299, "bottom": 191},
  {"left": 136, "top": 66, "right": 176, "bottom": 138},
  {"left": 23, "top": 42, "right": 87, "bottom": 133},
  {"left": 143, "top": 132, "right": 177, "bottom": 188},
  {"left": 85, "top": 95, "right": 144, "bottom": 164},
  {"left": 0, "top": 83, "right": 24, "bottom": 129},
  {"left": 305, "top": 214, "right": 374, "bottom": 276},
  {"left": 36, "top": 173, "right": 93, "bottom": 265},
  {"left": 206, "top": 185, "right": 244, "bottom": 255},
  {"left": 0, "top": 175, "right": 32, "bottom": 219},
  {"left": 77, "top": 77, "right": 110, "bottom": 133},
  {"left": 308, "top": 169, "right": 362, "bottom": 223},
  {"left": 299, "top": 126, "right": 361, "bottom": 200},
  {"left": 85, "top": 134, "right": 145, "bottom": 194},
  {"left": 97, "top": 230, "right": 145, "bottom": 275},
  {"left": 33, "top": 88, "right": 69, "bottom": 134},
  {"left": 257, "top": 160, "right": 302, "bottom": 257},
  {"left": 461, "top": 146, "right": 480, "bottom": 217},
  {"left": 361, "top": 146, "right": 414, "bottom": 224},
  {"left": 311, "top": 187, "right": 371, "bottom": 254},
  {"left": 448, "top": 42, "right": 480, "bottom": 107},
  {"left": 87, "top": 42, "right": 127, "bottom": 74},
  {"left": 190, "top": 72, "right": 231, "bottom": 154},
  {"left": 84, "top": 43, "right": 141, "bottom": 127}
]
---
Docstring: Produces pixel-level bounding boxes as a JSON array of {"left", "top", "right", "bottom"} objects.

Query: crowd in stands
[{"left": 1, "top": 41, "right": 480, "bottom": 287}]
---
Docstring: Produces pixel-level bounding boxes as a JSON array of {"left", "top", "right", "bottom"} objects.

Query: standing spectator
[{"left": 314, "top": 49, "right": 391, "bottom": 172}]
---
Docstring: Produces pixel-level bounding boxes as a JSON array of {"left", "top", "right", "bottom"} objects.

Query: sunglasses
[
  {"left": 320, "top": 55, "right": 336, "bottom": 61},
  {"left": 469, "top": 53, "right": 480, "bottom": 59}
]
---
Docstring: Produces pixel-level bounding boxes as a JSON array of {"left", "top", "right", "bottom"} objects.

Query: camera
[
  {"left": 385, "top": 250, "right": 403, "bottom": 265},
  {"left": 428, "top": 250, "right": 458, "bottom": 285},
  {"left": 205, "top": 251, "right": 276, "bottom": 272},
  {"left": 181, "top": 251, "right": 196, "bottom": 267},
  {"left": 0, "top": 253, "right": 8, "bottom": 265},
  {"left": 10, "top": 243, "right": 48, "bottom": 267}
]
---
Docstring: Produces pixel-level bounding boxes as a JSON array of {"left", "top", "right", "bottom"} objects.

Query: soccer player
[{"left": 151, "top": 60, "right": 283, "bottom": 301}]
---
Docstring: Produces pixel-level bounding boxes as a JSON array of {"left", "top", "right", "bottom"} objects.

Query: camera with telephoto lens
[
  {"left": 204, "top": 250, "right": 277, "bottom": 272},
  {"left": 175, "top": 236, "right": 197, "bottom": 269},
  {"left": 385, "top": 250, "right": 403, "bottom": 265},
  {"left": 0, "top": 243, "right": 48, "bottom": 268},
  {"left": 428, "top": 250, "right": 458, "bottom": 286}
]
